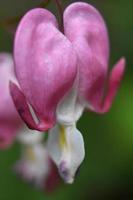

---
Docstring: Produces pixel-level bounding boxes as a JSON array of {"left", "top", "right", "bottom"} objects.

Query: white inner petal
[
  {"left": 56, "top": 82, "right": 85, "bottom": 125},
  {"left": 17, "top": 127, "right": 43, "bottom": 145},
  {"left": 47, "top": 123, "right": 85, "bottom": 184}
]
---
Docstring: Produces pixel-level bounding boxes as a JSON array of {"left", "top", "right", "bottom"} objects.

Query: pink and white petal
[
  {"left": 14, "top": 8, "right": 77, "bottom": 130},
  {"left": 64, "top": 3, "right": 109, "bottom": 107}
]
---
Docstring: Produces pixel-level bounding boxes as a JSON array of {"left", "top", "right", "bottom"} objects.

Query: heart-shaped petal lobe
[
  {"left": 64, "top": 3, "right": 109, "bottom": 107},
  {"left": 14, "top": 8, "right": 77, "bottom": 130},
  {"left": 64, "top": 3, "right": 126, "bottom": 112}
]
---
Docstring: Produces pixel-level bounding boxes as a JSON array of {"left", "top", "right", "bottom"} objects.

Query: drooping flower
[
  {"left": 10, "top": 2, "right": 125, "bottom": 183},
  {"left": 14, "top": 129, "right": 60, "bottom": 191},
  {"left": 0, "top": 53, "right": 22, "bottom": 149}
]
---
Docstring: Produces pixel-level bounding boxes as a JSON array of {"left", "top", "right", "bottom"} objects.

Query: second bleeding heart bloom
[
  {"left": 10, "top": 2, "right": 125, "bottom": 183},
  {"left": 15, "top": 129, "right": 60, "bottom": 191},
  {"left": 0, "top": 53, "right": 22, "bottom": 149}
]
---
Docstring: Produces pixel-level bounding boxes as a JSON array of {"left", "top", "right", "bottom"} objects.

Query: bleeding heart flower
[
  {"left": 14, "top": 129, "right": 60, "bottom": 191},
  {"left": 10, "top": 2, "right": 125, "bottom": 183},
  {"left": 0, "top": 53, "right": 22, "bottom": 149}
]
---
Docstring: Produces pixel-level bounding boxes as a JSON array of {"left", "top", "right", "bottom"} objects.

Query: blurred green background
[{"left": 0, "top": 0, "right": 132, "bottom": 199}]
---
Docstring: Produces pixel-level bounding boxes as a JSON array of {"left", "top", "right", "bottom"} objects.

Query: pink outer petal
[
  {"left": 94, "top": 58, "right": 126, "bottom": 113},
  {"left": 10, "top": 81, "right": 50, "bottom": 131},
  {"left": 64, "top": 3, "right": 109, "bottom": 106},
  {"left": 14, "top": 8, "right": 77, "bottom": 130},
  {"left": 64, "top": 3, "right": 126, "bottom": 112}
]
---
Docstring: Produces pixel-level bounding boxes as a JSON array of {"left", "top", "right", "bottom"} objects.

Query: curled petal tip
[
  {"left": 96, "top": 57, "right": 126, "bottom": 113},
  {"left": 9, "top": 81, "right": 55, "bottom": 132},
  {"left": 37, "top": 121, "right": 55, "bottom": 132},
  {"left": 119, "top": 56, "right": 126, "bottom": 65},
  {"left": 9, "top": 81, "right": 38, "bottom": 130},
  {"left": 112, "top": 57, "right": 126, "bottom": 77},
  {"left": 109, "top": 57, "right": 126, "bottom": 88}
]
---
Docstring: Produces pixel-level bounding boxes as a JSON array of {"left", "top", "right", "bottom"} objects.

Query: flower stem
[{"left": 55, "top": 0, "right": 64, "bottom": 32}]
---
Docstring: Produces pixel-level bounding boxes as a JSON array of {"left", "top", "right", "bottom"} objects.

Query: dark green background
[{"left": 0, "top": 0, "right": 133, "bottom": 199}]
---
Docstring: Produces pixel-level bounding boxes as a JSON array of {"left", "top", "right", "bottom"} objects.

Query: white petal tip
[
  {"left": 58, "top": 161, "right": 75, "bottom": 184},
  {"left": 65, "top": 178, "right": 74, "bottom": 184}
]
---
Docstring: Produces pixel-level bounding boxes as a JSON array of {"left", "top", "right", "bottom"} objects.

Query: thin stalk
[{"left": 55, "top": 0, "right": 64, "bottom": 32}]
